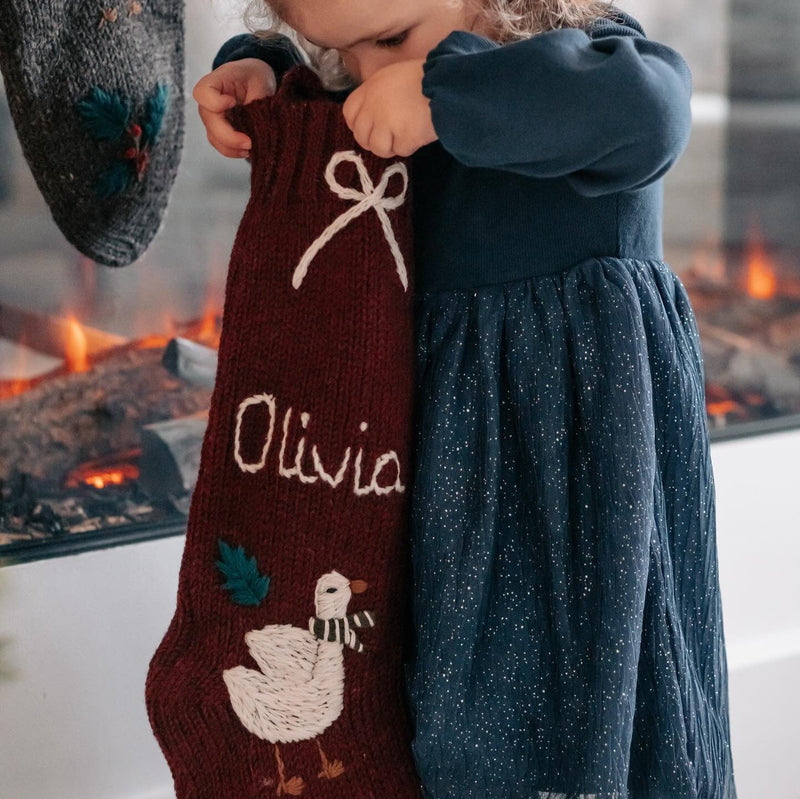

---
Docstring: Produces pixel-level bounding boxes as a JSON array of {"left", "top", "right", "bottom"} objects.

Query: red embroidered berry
[
  {"left": 124, "top": 147, "right": 138, "bottom": 160},
  {"left": 129, "top": 123, "right": 142, "bottom": 139}
]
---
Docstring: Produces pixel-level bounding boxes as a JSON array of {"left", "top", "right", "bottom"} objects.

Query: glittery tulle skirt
[{"left": 406, "top": 257, "right": 737, "bottom": 799}]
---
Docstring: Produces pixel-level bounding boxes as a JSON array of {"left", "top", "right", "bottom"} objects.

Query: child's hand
[
  {"left": 342, "top": 59, "right": 437, "bottom": 158},
  {"left": 193, "top": 59, "right": 277, "bottom": 158}
]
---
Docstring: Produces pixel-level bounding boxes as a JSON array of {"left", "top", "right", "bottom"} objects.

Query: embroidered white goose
[{"left": 223, "top": 571, "right": 375, "bottom": 795}]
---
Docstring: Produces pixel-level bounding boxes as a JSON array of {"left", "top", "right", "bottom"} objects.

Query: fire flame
[
  {"left": 744, "top": 220, "right": 777, "bottom": 300},
  {"left": 706, "top": 399, "right": 739, "bottom": 417},
  {"left": 64, "top": 450, "right": 141, "bottom": 489},
  {"left": 196, "top": 289, "right": 221, "bottom": 348},
  {"left": 83, "top": 468, "right": 138, "bottom": 489},
  {"left": 65, "top": 315, "right": 89, "bottom": 372}
]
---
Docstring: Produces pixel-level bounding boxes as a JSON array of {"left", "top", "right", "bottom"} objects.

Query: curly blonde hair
[{"left": 243, "top": 0, "right": 619, "bottom": 90}]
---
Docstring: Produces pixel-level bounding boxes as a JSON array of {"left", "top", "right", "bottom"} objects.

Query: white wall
[
  {"left": 712, "top": 431, "right": 800, "bottom": 799},
  {"left": 0, "top": 536, "right": 181, "bottom": 799},
  {"left": 1, "top": 429, "right": 799, "bottom": 799}
]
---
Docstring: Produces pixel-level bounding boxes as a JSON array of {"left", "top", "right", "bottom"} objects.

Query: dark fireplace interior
[{"left": 1, "top": 0, "right": 799, "bottom": 562}]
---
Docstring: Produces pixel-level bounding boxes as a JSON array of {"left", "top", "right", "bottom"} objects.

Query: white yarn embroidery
[
  {"left": 223, "top": 571, "right": 373, "bottom": 753},
  {"left": 292, "top": 150, "right": 409, "bottom": 292},
  {"left": 233, "top": 392, "right": 405, "bottom": 496},
  {"left": 234, "top": 393, "right": 277, "bottom": 474}
]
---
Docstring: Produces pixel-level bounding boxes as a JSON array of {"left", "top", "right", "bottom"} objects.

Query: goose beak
[{"left": 349, "top": 579, "right": 368, "bottom": 594}]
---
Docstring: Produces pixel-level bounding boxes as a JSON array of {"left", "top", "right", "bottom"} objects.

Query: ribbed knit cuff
[{"left": 230, "top": 67, "right": 358, "bottom": 200}]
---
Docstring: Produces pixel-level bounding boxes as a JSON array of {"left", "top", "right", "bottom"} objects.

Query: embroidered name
[{"left": 233, "top": 393, "right": 405, "bottom": 497}]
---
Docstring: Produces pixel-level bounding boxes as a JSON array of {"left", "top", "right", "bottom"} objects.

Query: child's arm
[{"left": 420, "top": 11, "right": 692, "bottom": 196}]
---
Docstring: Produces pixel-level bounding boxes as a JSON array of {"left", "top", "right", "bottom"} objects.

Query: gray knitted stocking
[{"left": 0, "top": 0, "right": 184, "bottom": 266}]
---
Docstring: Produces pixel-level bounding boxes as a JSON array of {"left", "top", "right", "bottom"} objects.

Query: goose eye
[{"left": 325, "top": 587, "right": 338, "bottom": 593}]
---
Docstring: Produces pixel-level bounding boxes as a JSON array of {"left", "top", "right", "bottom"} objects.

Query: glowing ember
[
  {"left": 744, "top": 221, "right": 777, "bottom": 300},
  {"left": 1, "top": 374, "right": 32, "bottom": 400},
  {"left": 136, "top": 334, "right": 172, "bottom": 350},
  {"left": 64, "top": 450, "right": 141, "bottom": 489},
  {"left": 65, "top": 315, "right": 89, "bottom": 372},
  {"left": 706, "top": 399, "right": 740, "bottom": 417},
  {"left": 83, "top": 469, "right": 136, "bottom": 489}
]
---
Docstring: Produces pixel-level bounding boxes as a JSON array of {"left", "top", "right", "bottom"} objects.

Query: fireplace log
[
  {"left": 0, "top": 303, "right": 127, "bottom": 357},
  {"left": 723, "top": 349, "right": 800, "bottom": 412},
  {"left": 162, "top": 337, "right": 218, "bottom": 388},
  {"left": 139, "top": 412, "right": 209, "bottom": 499},
  {"left": 767, "top": 310, "right": 800, "bottom": 354},
  {"left": 699, "top": 320, "right": 800, "bottom": 412},
  {"left": 698, "top": 319, "right": 759, "bottom": 352},
  {"left": 0, "top": 343, "right": 211, "bottom": 483}
]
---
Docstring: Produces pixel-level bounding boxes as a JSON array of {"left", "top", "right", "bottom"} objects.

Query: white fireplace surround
[{"left": 0, "top": 428, "right": 798, "bottom": 799}]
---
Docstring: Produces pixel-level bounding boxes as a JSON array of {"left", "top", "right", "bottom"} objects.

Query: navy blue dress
[{"left": 216, "top": 11, "right": 738, "bottom": 798}]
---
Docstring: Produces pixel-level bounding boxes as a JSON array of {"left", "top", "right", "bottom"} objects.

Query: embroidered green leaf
[
  {"left": 142, "top": 82, "right": 169, "bottom": 148},
  {"left": 96, "top": 160, "right": 132, "bottom": 198},
  {"left": 76, "top": 87, "right": 131, "bottom": 141},
  {"left": 215, "top": 539, "right": 270, "bottom": 606}
]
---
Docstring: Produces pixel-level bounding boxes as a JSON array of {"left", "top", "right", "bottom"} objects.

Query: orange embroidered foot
[
  {"left": 278, "top": 777, "right": 305, "bottom": 797},
  {"left": 316, "top": 739, "right": 345, "bottom": 780},
  {"left": 273, "top": 744, "right": 305, "bottom": 796}
]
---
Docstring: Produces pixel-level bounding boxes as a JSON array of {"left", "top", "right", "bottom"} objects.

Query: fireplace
[
  {"left": 657, "top": 0, "right": 800, "bottom": 439},
  {"left": 0, "top": 303, "right": 217, "bottom": 559},
  {"left": 1, "top": 0, "right": 799, "bottom": 563}
]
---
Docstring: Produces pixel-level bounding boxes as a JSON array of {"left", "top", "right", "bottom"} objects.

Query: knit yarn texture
[
  {"left": 0, "top": 0, "right": 184, "bottom": 266},
  {"left": 145, "top": 66, "right": 421, "bottom": 799}
]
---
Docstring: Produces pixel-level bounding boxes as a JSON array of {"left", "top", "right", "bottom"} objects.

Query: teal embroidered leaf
[
  {"left": 142, "top": 82, "right": 170, "bottom": 147},
  {"left": 96, "top": 160, "right": 132, "bottom": 198},
  {"left": 76, "top": 87, "right": 131, "bottom": 141},
  {"left": 215, "top": 539, "right": 270, "bottom": 606}
]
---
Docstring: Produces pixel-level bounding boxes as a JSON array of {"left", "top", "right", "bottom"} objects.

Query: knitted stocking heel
[
  {"left": 0, "top": 0, "right": 184, "bottom": 266},
  {"left": 145, "top": 66, "right": 421, "bottom": 799}
]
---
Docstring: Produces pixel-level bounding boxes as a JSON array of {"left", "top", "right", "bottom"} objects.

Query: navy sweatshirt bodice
[{"left": 213, "top": 11, "right": 692, "bottom": 293}]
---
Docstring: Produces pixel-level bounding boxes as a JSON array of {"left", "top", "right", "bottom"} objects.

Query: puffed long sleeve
[
  {"left": 421, "top": 12, "right": 693, "bottom": 196},
  {"left": 212, "top": 32, "right": 305, "bottom": 82}
]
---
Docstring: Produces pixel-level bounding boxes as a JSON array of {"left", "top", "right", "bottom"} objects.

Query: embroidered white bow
[{"left": 292, "top": 150, "right": 409, "bottom": 291}]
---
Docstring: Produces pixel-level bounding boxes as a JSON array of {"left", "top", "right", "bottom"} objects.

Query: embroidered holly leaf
[
  {"left": 96, "top": 160, "right": 132, "bottom": 198},
  {"left": 76, "top": 87, "right": 131, "bottom": 141},
  {"left": 215, "top": 539, "right": 270, "bottom": 606},
  {"left": 141, "top": 82, "right": 170, "bottom": 148}
]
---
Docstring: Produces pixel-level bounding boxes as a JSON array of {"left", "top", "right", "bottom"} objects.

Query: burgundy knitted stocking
[{"left": 145, "top": 67, "right": 420, "bottom": 799}]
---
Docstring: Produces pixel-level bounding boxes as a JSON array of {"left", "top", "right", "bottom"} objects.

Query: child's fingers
[
  {"left": 192, "top": 75, "right": 238, "bottom": 113},
  {"left": 198, "top": 105, "right": 252, "bottom": 157},
  {"left": 211, "top": 142, "right": 252, "bottom": 160},
  {"left": 350, "top": 112, "right": 374, "bottom": 153},
  {"left": 367, "top": 129, "right": 395, "bottom": 159},
  {"left": 342, "top": 86, "right": 365, "bottom": 130},
  {"left": 208, "top": 133, "right": 251, "bottom": 159}
]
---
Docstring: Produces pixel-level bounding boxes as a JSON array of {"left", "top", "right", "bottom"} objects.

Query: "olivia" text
[{"left": 233, "top": 393, "right": 405, "bottom": 497}]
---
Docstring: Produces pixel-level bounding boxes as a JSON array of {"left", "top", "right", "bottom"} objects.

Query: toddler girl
[{"left": 195, "top": 0, "right": 738, "bottom": 796}]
